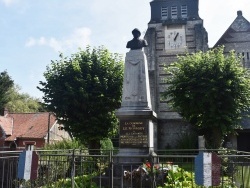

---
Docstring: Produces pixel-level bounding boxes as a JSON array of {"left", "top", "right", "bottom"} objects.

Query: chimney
[
  {"left": 4, "top": 108, "right": 8, "bottom": 116},
  {"left": 237, "top": 10, "right": 242, "bottom": 16}
]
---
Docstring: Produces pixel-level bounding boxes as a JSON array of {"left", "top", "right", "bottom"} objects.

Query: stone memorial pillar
[{"left": 116, "top": 28, "right": 157, "bottom": 163}]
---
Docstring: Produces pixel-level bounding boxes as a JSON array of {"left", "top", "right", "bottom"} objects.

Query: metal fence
[{"left": 0, "top": 149, "right": 250, "bottom": 188}]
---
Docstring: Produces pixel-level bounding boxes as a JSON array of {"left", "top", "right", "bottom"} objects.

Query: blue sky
[{"left": 0, "top": 0, "right": 250, "bottom": 99}]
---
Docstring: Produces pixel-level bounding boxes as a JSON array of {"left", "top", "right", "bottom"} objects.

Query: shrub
[
  {"left": 43, "top": 139, "right": 85, "bottom": 150},
  {"left": 41, "top": 174, "right": 98, "bottom": 188}
]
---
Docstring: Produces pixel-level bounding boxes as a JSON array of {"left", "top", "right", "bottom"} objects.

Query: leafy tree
[
  {"left": 5, "top": 85, "right": 45, "bottom": 113},
  {"left": 0, "top": 71, "right": 14, "bottom": 113},
  {"left": 38, "top": 46, "right": 124, "bottom": 150},
  {"left": 163, "top": 47, "right": 250, "bottom": 148},
  {"left": 0, "top": 71, "right": 44, "bottom": 113}
]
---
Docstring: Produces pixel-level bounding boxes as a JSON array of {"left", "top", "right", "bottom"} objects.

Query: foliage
[
  {"left": 238, "top": 166, "right": 250, "bottom": 187},
  {"left": 15, "top": 161, "right": 240, "bottom": 188},
  {"left": 143, "top": 161, "right": 161, "bottom": 175},
  {"left": 123, "top": 162, "right": 169, "bottom": 187},
  {"left": 175, "top": 132, "right": 198, "bottom": 149},
  {"left": 159, "top": 165, "right": 238, "bottom": 188},
  {"left": 163, "top": 47, "right": 250, "bottom": 148},
  {"left": 0, "top": 71, "right": 43, "bottom": 113},
  {"left": 43, "top": 139, "right": 85, "bottom": 150},
  {"left": 0, "top": 70, "right": 14, "bottom": 112},
  {"left": 100, "top": 138, "right": 117, "bottom": 156},
  {"left": 100, "top": 138, "right": 114, "bottom": 151},
  {"left": 123, "top": 163, "right": 197, "bottom": 188},
  {"left": 39, "top": 141, "right": 86, "bottom": 185},
  {"left": 163, "top": 166, "right": 194, "bottom": 188},
  {"left": 34, "top": 173, "right": 98, "bottom": 188},
  {"left": 43, "top": 138, "right": 114, "bottom": 153},
  {"left": 5, "top": 85, "right": 44, "bottom": 112},
  {"left": 217, "top": 148, "right": 237, "bottom": 176},
  {"left": 38, "top": 46, "right": 124, "bottom": 149}
]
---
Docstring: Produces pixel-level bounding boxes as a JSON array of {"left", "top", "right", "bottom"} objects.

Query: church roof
[{"left": 214, "top": 11, "right": 250, "bottom": 48}]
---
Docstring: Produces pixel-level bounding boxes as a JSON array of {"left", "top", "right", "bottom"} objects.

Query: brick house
[{"left": 0, "top": 111, "right": 71, "bottom": 150}]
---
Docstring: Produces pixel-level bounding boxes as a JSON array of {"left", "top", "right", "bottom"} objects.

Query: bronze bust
[{"left": 126, "top": 28, "right": 148, "bottom": 50}]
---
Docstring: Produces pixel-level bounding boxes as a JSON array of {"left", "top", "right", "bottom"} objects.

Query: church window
[
  {"left": 171, "top": 6, "right": 178, "bottom": 19},
  {"left": 247, "top": 52, "right": 249, "bottom": 60},
  {"left": 181, "top": 5, "right": 187, "bottom": 18},
  {"left": 161, "top": 7, "right": 168, "bottom": 20}
]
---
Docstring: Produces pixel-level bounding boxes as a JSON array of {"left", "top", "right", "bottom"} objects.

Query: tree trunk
[
  {"left": 204, "top": 127, "right": 223, "bottom": 149},
  {"left": 88, "top": 139, "right": 101, "bottom": 155}
]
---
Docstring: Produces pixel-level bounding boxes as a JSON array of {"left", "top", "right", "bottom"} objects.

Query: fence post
[
  {"left": 1, "top": 160, "right": 5, "bottom": 188},
  {"left": 198, "top": 136, "right": 205, "bottom": 150},
  {"left": 110, "top": 150, "right": 113, "bottom": 188},
  {"left": 71, "top": 149, "right": 75, "bottom": 188},
  {"left": 149, "top": 151, "right": 157, "bottom": 188}
]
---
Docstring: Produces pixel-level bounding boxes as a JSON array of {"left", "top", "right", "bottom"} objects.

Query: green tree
[
  {"left": 163, "top": 47, "right": 250, "bottom": 148},
  {"left": 0, "top": 71, "right": 14, "bottom": 113},
  {"left": 5, "top": 85, "right": 45, "bottom": 112},
  {"left": 38, "top": 46, "right": 123, "bottom": 150},
  {"left": 0, "top": 71, "right": 44, "bottom": 113}
]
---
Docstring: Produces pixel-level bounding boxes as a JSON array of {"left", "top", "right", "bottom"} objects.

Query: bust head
[
  {"left": 132, "top": 28, "right": 141, "bottom": 39},
  {"left": 126, "top": 28, "right": 148, "bottom": 50}
]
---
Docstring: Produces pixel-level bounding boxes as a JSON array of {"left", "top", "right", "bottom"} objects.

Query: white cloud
[
  {"left": 25, "top": 37, "right": 36, "bottom": 47},
  {"left": 25, "top": 27, "right": 92, "bottom": 52},
  {"left": 64, "top": 27, "right": 92, "bottom": 50},
  {"left": 1, "top": 0, "right": 18, "bottom": 6}
]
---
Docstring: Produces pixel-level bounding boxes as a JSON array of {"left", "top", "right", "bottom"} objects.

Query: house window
[
  {"left": 242, "top": 52, "right": 245, "bottom": 61},
  {"left": 181, "top": 5, "right": 187, "bottom": 18},
  {"left": 161, "top": 7, "right": 168, "bottom": 20},
  {"left": 171, "top": 6, "right": 178, "bottom": 19}
]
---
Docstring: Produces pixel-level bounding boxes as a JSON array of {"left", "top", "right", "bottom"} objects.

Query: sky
[{"left": 0, "top": 0, "right": 250, "bottom": 99}]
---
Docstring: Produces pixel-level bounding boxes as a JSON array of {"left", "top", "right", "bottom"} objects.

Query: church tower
[{"left": 144, "top": 0, "right": 208, "bottom": 149}]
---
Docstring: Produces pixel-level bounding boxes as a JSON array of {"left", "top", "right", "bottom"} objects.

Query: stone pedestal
[
  {"left": 115, "top": 49, "right": 157, "bottom": 167},
  {"left": 116, "top": 110, "right": 157, "bottom": 159}
]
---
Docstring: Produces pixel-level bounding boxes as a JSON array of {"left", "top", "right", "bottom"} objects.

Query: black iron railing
[{"left": 0, "top": 149, "right": 249, "bottom": 188}]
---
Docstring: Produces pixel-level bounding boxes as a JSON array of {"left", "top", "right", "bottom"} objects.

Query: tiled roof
[
  {"left": 214, "top": 11, "right": 250, "bottom": 47},
  {"left": 0, "top": 116, "right": 13, "bottom": 135},
  {"left": 4, "top": 112, "right": 56, "bottom": 141}
]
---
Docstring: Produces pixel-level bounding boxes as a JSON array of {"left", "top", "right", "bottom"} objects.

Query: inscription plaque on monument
[{"left": 119, "top": 120, "right": 148, "bottom": 148}]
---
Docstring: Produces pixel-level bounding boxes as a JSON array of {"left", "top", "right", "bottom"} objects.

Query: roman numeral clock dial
[{"left": 165, "top": 26, "right": 186, "bottom": 51}]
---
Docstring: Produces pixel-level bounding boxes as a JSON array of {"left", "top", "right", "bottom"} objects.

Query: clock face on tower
[{"left": 165, "top": 25, "right": 186, "bottom": 51}]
